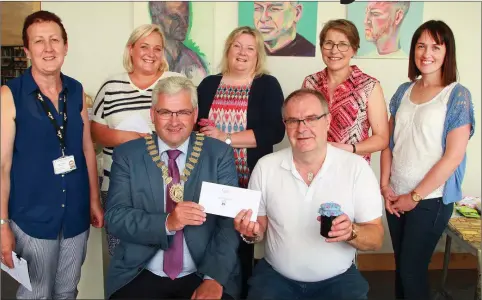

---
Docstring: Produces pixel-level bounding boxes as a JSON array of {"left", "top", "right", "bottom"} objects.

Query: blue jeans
[
  {"left": 387, "top": 197, "right": 453, "bottom": 299},
  {"left": 247, "top": 259, "right": 368, "bottom": 300}
]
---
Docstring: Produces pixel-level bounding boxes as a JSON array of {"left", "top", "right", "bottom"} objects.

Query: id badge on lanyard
[
  {"left": 37, "top": 92, "right": 77, "bottom": 175},
  {"left": 53, "top": 155, "right": 77, "bottom": 175}
]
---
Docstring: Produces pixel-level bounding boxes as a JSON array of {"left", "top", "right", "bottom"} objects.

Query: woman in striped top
[{"left": 91, "top": 24, "right": 182, "bottom": 255}]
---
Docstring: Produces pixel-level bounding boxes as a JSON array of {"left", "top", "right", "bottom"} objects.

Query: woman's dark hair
[
  {"left": 408, "top": 20, "right": 457, "bottom": 85},
  {"left": 22, "top": 10, "right": 68, "bottom": 49}
]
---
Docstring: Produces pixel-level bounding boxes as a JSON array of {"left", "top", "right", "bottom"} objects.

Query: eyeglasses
[
  {"left": 283, "top": 113, "right": 328, "bottom": 128},
  {"left": 322, "top": 41, "right": 351, "bottom": 52},
  {"left": 155, "top": 109, "right": 193, "bottom": 120}
]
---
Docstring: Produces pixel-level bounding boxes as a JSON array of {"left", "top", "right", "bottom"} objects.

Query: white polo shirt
[{"left": 248, "top": 144, "right": 382, "bottom": 282}]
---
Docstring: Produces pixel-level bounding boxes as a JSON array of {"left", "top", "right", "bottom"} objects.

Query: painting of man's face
[
  {"left": 253, "top": 1, "right": 300, "bottom": 42},
  {"left": 348, "top": 1, "right": 422, "bottom": 58},
  {"left": 364, "top": 2, "right": 399, "bottom": 43},
  {"left": 152, "top": 2, "right": 189, "bottom": 41}
]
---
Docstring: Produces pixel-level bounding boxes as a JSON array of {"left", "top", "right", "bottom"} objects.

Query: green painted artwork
[
  {"left": 147, "top": 2, "right": 212, "bottom": 84},
  {"left": 238, "top": 1, "right": 318, "bottom": 57}
]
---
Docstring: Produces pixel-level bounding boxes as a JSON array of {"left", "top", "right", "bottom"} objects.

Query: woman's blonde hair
[
  {"left": 123, "top": 24, "right": 169, "bottom": 73},
  {"left": 219, "top": 26, "right": 268, "bottom": 77}
]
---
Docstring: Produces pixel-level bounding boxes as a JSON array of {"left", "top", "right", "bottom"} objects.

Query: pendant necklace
[
  {"left": 307, "top": 172, "right": 314, "bottom": 182},
  {"left": 144, "top": 134, "right": 204, "bottom": 203}
]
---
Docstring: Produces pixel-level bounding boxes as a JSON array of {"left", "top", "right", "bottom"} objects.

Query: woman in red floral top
[{"left": 302, "top": 19, "right": 389, "bottom": 164}]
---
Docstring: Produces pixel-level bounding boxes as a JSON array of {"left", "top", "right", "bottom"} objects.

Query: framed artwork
[
  {"left": 347, "top": 1, "right": 424, "bottom": 59},
  {"left": 133, "top": 1, "right": 214, "bottom": 85},
  {"left": 238, "top": 1, "right": 318, "bottom": 57}
]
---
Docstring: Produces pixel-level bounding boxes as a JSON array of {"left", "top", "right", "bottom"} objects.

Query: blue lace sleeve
[
  {"left": 389, "top": 82, "right": 412, "bottom": 151},
  {"left": 389, "top": 82, "right": 412, "bottom": 117},
  {"left": 446, "top": 84, "right": 475, "bottom": 139}
]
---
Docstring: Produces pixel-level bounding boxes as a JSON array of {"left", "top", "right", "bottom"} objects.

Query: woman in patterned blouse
[
  {"left": 302, "top": 19, "right": 389, "bottom": 164},
  {"left": 196, "top": 26, "right": 285, "bottom": 298}
]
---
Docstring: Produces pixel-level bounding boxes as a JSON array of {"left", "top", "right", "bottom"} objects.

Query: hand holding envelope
[
  {"left": 198, "top": 182, "right": 261, "bottom": 222},
  {"left": 234, "top": 209, "right": 260, "bottom": 238},
  {"left": 166, "top": 202, "right": 206, "bottom": 232}
]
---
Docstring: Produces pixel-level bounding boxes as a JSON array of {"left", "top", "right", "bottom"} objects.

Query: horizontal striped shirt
[{"left": 92, "top": 72, "right": 183, "bottom": 191}]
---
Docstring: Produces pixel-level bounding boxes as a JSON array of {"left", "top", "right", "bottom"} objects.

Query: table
[{"left": 440, "top": 216, "right": 481, "bottom": 299}]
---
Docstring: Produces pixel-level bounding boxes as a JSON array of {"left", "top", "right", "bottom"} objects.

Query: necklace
[
  {"left": 144, "top": 134, "right": 204, "bottom": 203},
  {"left": 307, "top": 172, "right": 314, "bottom": 182}
]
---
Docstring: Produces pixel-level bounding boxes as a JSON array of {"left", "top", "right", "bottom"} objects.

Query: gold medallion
[
  {"left": 169, "top": 184, "right": 184, "bottom": 203},
  {"left": 144, "top": 134, "right": 204, "bottom": 203}
]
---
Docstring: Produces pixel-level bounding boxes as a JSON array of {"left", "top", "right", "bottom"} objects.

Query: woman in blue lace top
[{"left": 380, "top": 20, "right": 475, "bottom": 300}]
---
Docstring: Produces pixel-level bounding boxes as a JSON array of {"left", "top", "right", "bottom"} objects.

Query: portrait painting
[
  {"left": 347, "top": 1, "right": 424, "bottom": 59},
  {"left": 238, "top": 1, "right": 318, "bottom": 57},
  {"left": 133, "top": 2, "right": 214, "bottom": 85}
]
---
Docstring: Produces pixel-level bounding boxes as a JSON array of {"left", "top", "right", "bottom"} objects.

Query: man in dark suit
[{"left": 104, "top": 76, "right": 240, "bottom": 299}]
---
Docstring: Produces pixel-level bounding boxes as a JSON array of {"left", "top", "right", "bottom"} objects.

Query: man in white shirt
[{"left": 234, "top": 89, "right": 384, "bottom": 299}]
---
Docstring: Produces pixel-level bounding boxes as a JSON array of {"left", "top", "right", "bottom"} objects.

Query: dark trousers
[
  {"left": 386, "top": 197, "right": 453, "bottom": 300},
  {"left": 247, "top": 259, "right": 368, "bottom": 300},
  {"left": 238, "top": 242, "right": 254, "bottom": 299},
  {"left": 110, "top": 270, "right": 233, "bottom": 299}
]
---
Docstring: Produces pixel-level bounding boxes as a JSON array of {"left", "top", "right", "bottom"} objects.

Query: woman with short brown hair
[
  {"left": 303, "top": 19, "right": 389, "bottom": 164},
  {"left": 1, "top": 10, "right": 103, "bottom": 298}
]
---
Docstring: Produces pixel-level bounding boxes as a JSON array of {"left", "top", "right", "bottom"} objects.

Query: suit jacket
[{"left": 104, "top": 132, "right": 241, "bottom": 299}]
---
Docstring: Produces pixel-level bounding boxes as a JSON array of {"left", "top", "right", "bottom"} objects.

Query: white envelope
[
  {"left": 1, "top": 251, "right": 32, "bottom": 291},
  {"left": 115, "top": 113, "right": 151, "bottom": 133},
  {"left": 198, "top": 182, "right": 261, "bottom": 222}
]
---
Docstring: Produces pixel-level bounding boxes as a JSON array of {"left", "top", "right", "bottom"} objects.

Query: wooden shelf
[{"left": 1, "top": 45, "right": 28, "bottom": 85}]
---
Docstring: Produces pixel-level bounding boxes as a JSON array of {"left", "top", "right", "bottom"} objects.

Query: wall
[
  {"left": 1, "top": 2, "right": 40, "bottom": 45},
  {"left": 37, "top": 2, "right": 482, "bottom": 298}
]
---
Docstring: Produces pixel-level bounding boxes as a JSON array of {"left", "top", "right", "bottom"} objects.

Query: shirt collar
[
  {"left": 23, "top": 67, "right": 69, "bottom": 95},
  {"left": 319, "top": 65, "right": 361, "bottom": 89},
  {"left": 280, "top": 144, "right": 334, "bottom": 175},
  {"left": 157, "top": 136, "right": 190, "bottom": 157}
]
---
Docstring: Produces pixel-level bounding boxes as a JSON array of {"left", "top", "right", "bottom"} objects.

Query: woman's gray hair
[{"left": 151, "top": 76, "right": 198, "bottom": 109}]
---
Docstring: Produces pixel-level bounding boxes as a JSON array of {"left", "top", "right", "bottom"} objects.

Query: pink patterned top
[
  {"left": 302, "top": 65, "right": 378, "bottom": 163},
  {"left": 208, "top": 82, "right": 251, "bottom": 188}
]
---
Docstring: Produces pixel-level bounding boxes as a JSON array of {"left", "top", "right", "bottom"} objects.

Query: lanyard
[{"left": 37, "top": 92, "right": 68, "bottom": 156}]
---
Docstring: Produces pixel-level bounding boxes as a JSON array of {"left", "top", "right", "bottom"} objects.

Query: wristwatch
[
  {"left": 410, "top": 191, "right": 422, "bottom": 202},
  {"left": 225, "top": 133, "right": 232, "bottom": 145},
  {"left": 347, "top": 223, "right": 358, "bottom": 241}
]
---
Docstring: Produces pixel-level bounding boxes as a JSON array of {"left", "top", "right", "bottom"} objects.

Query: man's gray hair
[
  {"left": 281, "top": 88, "right": 330, "bottom": 117},
  {"left": 151, "top": 76, "right": 198, "bottom": 109},
  {"left": 394, "top": 2, "right": 410, "bottom": 15}
]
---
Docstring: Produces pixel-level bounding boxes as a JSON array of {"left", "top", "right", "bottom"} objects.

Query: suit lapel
[{"left": 143, "top": 133, "right": 165, "bottom": 213}]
